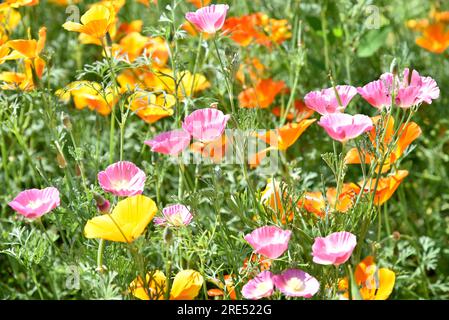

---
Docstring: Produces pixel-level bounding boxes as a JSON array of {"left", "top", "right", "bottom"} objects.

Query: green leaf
[{"left": 357, "top": 27, "right": 391, "bottom": 58}]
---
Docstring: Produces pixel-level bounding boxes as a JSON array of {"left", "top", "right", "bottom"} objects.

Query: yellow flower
[
  {"left": 170, "top": 270, "right": 204, "bottom": 300},
  {"left": 154, "top": 69, "right": 210, "bottom": 99},
  {"left": 56, "top": 81, "right": 117, "bottom": 116},
  {"left": 339, "top": 256, "right": 396, "bottom": 300},
  {"left": 130, "top": 269, "right": 204, "bottom": 300},
  {"left": 84, "top": 195, "right": 157, "bottom": 243},
  {"left": 62, "top": 4, "right": 116, "bottom": 40},
  {"left": 128, "top": 91, "right": 176, "bottom": 124},
  {"left": 0, "top": 7, "right": 21, "bottom": 45},
  {"left": 129, "top": 271, "right": 167, "bottom": 300},
  {"left": 47, "top": 0, "right": 80, "bottom": 5},
  {"left": 0, "top": 0, "right": 38, "bottom": 9}
]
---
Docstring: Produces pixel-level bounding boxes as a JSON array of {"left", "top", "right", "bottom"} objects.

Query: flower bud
[
  {"left": 62, "top": 114, "right": 72, "bottom": 131},
  {"left": 94, "top": 193, "right": 110, "bottom": 213},
  {"left": 163, "top": 227, "right": 173, "bottom": 244}
]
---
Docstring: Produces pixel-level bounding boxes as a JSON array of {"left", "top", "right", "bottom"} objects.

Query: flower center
[
  {"left": 286, "top": 277, "right": 304, "bottom": 292},
  {"left": 256, "top": 281, "right": 272, "bottom": 293},
  {"left": 112, "top": 179, "right": 130, "bottom": 189},
  {"left": 28, "top": 200, "right": 43, "bottom": 209},
  {"left": 167, "top": 212, "right": 184, "bottom": 226}
]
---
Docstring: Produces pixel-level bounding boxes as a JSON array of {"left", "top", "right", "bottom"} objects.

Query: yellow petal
[
  {"left": 84, "top": 195, "right": 157, "bottom": 243},
  {"left": 170, "top": 270, "right": 204, "bottom": 300}
]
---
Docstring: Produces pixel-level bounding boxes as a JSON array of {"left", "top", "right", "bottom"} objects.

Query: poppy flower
[
  {"left": 190, "top": 135, "right": 229, "bottom": 163},
  {"left": 414, "top": 23, "right": 449, "bottom": 54},
  {"left": 56, "top": 81, "right": 116, "bottom": 116},
  {"left": 187, "top": 0, "right": 211, "bottom": 8},
  {"left": 154, "top": 204, "right": 193, "bottom": 227},
  {"left": 0, "top": 0, "right": 38, "bottom": 9},
  {"left": 298, "top": 183, "right": 360, "bottom": 216},
  {"left": 260, "top": 179, "right": 293, "bottom": 224},
  {"left": 145, "top": 129, "right": 191, "bottom": 156},
  {"left": 170, "top": 270, "right": 204, "bottom": 300},
  {"left": 304, "top": 85, "right": 357, "bottom": 115},
  {"left": 4, "top": 26, "right": 47, "bottom": 78},
  {"left": 223, "top": 13, "right": 291, "bottom": 47},
  {"left": 244, "top": 226, "right": 292, "bottom": 259},
  {"left": 236, "top": 57, "right": 265, "bottom": 85},
  {"left": 272, "top": 100, "right": 315, "bottom": 122},
  {"left": 129, "top": 270, "right": 166, "bottom": 300},
  {"left": 8, "top": 187, "right": 60, "bottom": 219},
  {"left": 273, "top": 269, "right": 320, "bottom": 298},
  {"left": 239, "top": 78, "right": 286, "bottom": 109},
  {"left": 128, "top": 91, "right": 175, "bottom": 124},
  {"left": 207, "top": 274, "right": 237, "bottom": 300},
  {"left": 251, "top": 119, "right": 315, "bottom": 168},
  {"left": 130, "top": 269, "right": 203, "bottom": 300},
  {"left": 360, "top": 170, "right": 408, "bottom": 206},
  {"left": 185, "top": 4, "right": 229, "bottom": 34},
  {"left": 241, "top": 271, "right": 274, "bottom": 300},
  {"left": 345, "top": 116, "right": 422, "bottom": 173},
  {"left": 62, "top": 4, "right": 116, "bottom": 40},
  {"left": 97, "top": 161, "right": 146, "bottom": 197},
  {"left": 182, "top": 108, "right": 230, "bottom": 143},
  {"left": 84, "top": 195, "right": 157, "bottom": 243},
  {"left": 318, "top": 113, "right": 373, "bottom": 143},
  {"left": 338, "top": 256, "right": 396, "bottom": 300},
  {"left": 312, "top": 231, "right": 357, "bottom": 266}
]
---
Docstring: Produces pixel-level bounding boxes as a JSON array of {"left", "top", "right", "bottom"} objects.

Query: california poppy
[
  {"left": 345, "top": 116, "right": 422, "bottom": 173},
  {"left": 128, "top": 91, "right": 176, "bottom": 124},
  {"left": 84, "top": 195, "right": 157, "bottom": 243},
  {"left": 250, "top": 120, "right": 315, "bottom": 168},
  {"left": 360, "top": 170, "right": 409, "bottom": 206},
  {"left": 239, "top": 78, "right": 286, "bottom": 109},
  {"left": 339, "top": 256, "right": 396, "bottom": 300}
]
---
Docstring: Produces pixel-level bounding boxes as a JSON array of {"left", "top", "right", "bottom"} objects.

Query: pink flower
[
  {"left": 317, "top": 113, "right": 373, "bottom": 143},
  {"left": 312, "top": 231, "right": 357, "bottom": 266},
  {"left": 244, "top": 226, "right": 292, "bottom": 259},
  {"left": 8, "top": 187, "right": 60, "bottom": 219},
  {"left": 304, "top": 85, "right": 357, "bottom": 115},
  {"left": 145, "top": 129, "right": 191, "bottom": 155},
  {"left": 154, "top": 204, "right": 193, "bottom": 227},
  {"left": 369, "top": 69, "right": 439, "bottom": 109},
  {"left": 273, "top": 269, "right": 320, "bottom": 298},
  {"left": 182, "top": 108, "right": 230, "bottom": 142},
  {"left": 396, "top": 68, "right": 439, "bottom": 108},
  {"left": 185, "top": 4, "right": 229, "bottom": 34},
  {"left": 241, "top": 271, "right": 274, "bottom": 300},
  {"left": 357, "top": 79, "right": 392, "bottom": 110},
  {"left": 98, "top": 161, "right": 146, "bottom": 197}
]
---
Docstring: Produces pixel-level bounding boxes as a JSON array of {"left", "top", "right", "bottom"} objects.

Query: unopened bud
[
  {"left": 63, "top": 114, "right": 72, "bottom": 131},
  {"left": 163, "top": 227, "right": 173, "bottom": 244},
  {"left": 392, "top": 231, "right": 401, "bottom": 240},
  {"left": 94, "top": 193, "right": 110, "bottom": 213},
  {"left": 56, "top": 151, "right": 67, "bottom": 168},
  {"left": 389, "top": 58, "right": 398, "bottom": 76}
]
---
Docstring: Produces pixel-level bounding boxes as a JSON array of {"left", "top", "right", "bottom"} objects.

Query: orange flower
[
  {"left": 236, "top": 57, "right": 265, "bottom": 85},
  {"left": 128, "top": 91, "right": 176, "bottom": 124},
  {"left": 56, "top": 81, "right": 117, "bottom": 116},
  {"left": 117, "top": 20, "right": 143, "bottom": 36},
  {"left": 272, "top": 100, "right": 315, "bottom": 122},
  {"left": 62, "top": 4, "right": 116, "bottom": 41},
  {"left": 361, "top": 170, "right": 408, "bottom": 206},
  {"left": 0, "top": 0, "right": 38, "bottom": 9},
  {"left": 187, "top": 0, "right": 211, "bottom": 8},
  {"left": 415, "top": 23, "right": 449, "bottom": 54},
  {"left": 298, "top": 183, "right": 360, "bottom": 217},
  {"left": 207, "top": 275, "right": 237, "bottom": 300},
  {"left": 48, "top": 0, "right": 80, "bottom": 5},
  {"left": 260, "top": 179, "right": 293, "bottom": 223},
  {"left": 223, "top": 13, "right": 291, "bottom": 47},
  {"left": 190, "top": 135, "right": 228, "bottom": 163},
  {"left": 239, "top": 78, "right": 286, "bottom": 109},
  {"left": 0, "top": 7, "right": 21, "bottom": 45},
  {"left": 339, "top": 256, "right": 396, "bottom": 300},
  {"left": 241, "top": 255, "right": 272, "bottom": 275},
  {"left": 0, "top": 70, "right": 33, "bottom": 90},
  {"left": 250, "top": 120, "right": 315, "bottom": 168},
  {"left": 345, "top": 116, "right": 422, "bottom": 173}
]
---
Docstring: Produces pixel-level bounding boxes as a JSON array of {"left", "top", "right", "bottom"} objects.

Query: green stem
[{"left": 97, "top": 239, "right": 105, "bottom": 272}]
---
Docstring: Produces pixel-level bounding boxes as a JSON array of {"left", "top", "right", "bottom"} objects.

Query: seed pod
[
  {"left": 163, "top": 227, "right": 173, "bottom": 244},
  {"left": 56, "top": 151, "right": 67, "bottom": 169}
]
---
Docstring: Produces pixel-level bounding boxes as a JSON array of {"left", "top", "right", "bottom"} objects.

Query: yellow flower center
[
  {"left": 286, "top": 277, "right": 304, "bottom": 292},
  {"left": 28, "top": 200, "right": 44, "bottom": 209},
  {"left": 256, "top": 281, "right": 272, "bottom": 293}
]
